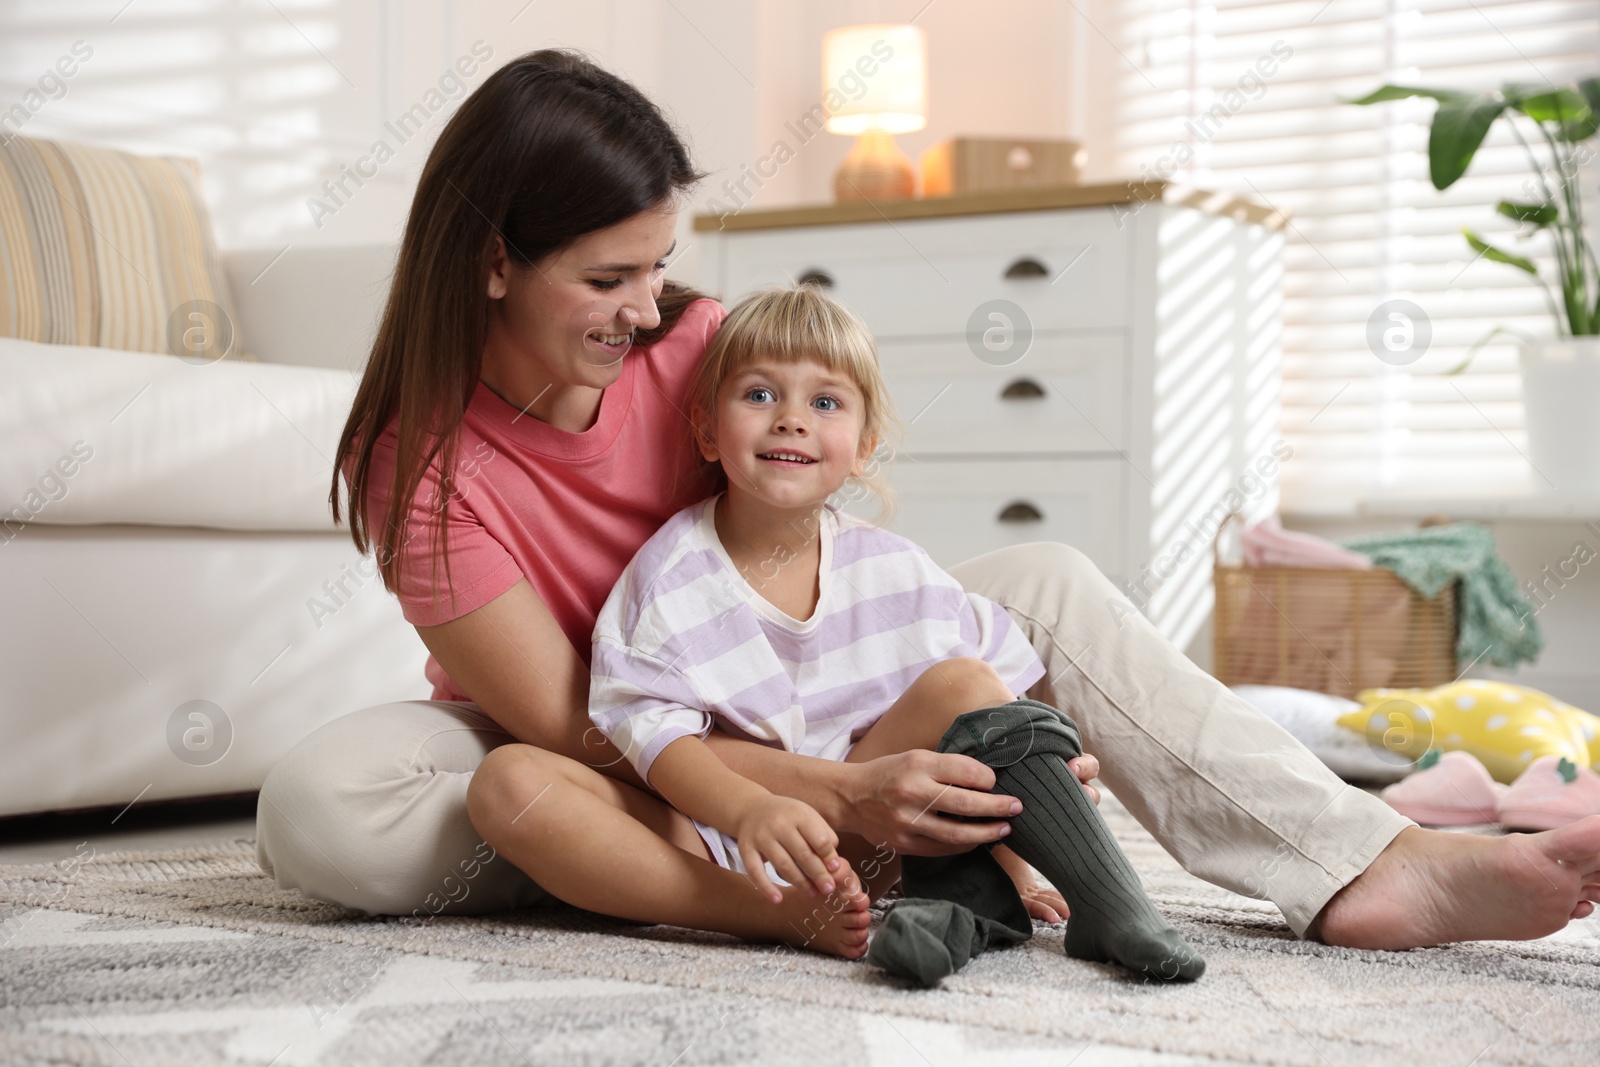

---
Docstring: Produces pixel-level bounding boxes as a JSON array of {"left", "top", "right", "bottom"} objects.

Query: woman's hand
[
  {"left": 838, "top": 750, "right": 1015, "bottom": 857},
  {"left": 837, "top": 748, "right": 1103, "bottom": 857},
  {"left": 734, "top": 794, "right": 842, "bottom": 903},
  {"left": 1068, "top": 753, "right": 1101, "bottom": 805}
]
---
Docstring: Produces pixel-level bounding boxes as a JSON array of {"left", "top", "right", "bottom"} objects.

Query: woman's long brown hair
[{"left": 331, "top": 49, "right": 706, "bottom": 615}]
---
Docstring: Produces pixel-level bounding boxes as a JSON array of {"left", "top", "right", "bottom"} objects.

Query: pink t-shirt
[{"left": 357, "top": 298, "right": 727, "bottom": 701}]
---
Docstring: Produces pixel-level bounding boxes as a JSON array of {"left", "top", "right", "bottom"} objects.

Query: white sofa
[{"left": 0, "top": 244, "right": 434, "bottom": 818}]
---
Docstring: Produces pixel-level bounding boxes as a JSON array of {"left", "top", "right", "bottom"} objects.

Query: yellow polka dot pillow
[{"left": 1336, "top": 680, "right": 1599, "bottom": 783}]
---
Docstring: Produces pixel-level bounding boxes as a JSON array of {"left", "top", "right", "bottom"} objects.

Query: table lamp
[{"left": 823, "top": 23, "right": 927, "bottom": 202}]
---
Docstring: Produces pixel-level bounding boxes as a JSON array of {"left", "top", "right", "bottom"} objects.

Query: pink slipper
[
  {"left": 1381, "top": 750, "right": 1507, "bottom": 826},
  {"left": 1496, "top": 756, "right": 1600, "bottom": 831}
]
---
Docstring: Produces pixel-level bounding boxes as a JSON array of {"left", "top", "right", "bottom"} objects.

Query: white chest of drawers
[{"left": 695, "top": 182, "right": 1284, "bottom": 648}]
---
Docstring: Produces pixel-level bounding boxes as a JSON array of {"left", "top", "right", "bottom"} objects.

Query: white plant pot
[{"left": 1520, "top": 337, "right": 1600, "bottom": 495}]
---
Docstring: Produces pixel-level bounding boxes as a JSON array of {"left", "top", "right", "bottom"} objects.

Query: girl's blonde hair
[{"left": 687, "top": 284, "right": 900, "bottom": 521}]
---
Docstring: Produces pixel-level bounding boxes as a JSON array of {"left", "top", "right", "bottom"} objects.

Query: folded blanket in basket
[
  {"left": 1241, "top": 515, "right": 1373, "bottom": 570},
  {"left": 1342, "top": 523, "right": 1541, "bottom": 670}
]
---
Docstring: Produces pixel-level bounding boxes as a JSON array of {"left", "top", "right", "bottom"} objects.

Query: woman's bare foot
[
  {"left": 994, "top": 845, "right": 1069, "bottom": 923},
  {"left": 1314, "top": 817, "right": 1600, "bottom": 949},
  {"left": 772, "top": 861, "right": 873, "bottom": 958}
]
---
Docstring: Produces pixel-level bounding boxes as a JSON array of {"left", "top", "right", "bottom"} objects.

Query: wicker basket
[{"left": 1212, "top": 520, "right": 1458, "bottom": 699}]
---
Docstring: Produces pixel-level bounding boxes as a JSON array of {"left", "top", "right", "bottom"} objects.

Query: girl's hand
[{"left": 734, "top": 795, "right": 842, "bottom": 903}]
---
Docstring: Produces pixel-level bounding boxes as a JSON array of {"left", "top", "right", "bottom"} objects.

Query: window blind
[{"left": 1110, "top": 0, "right": 1600, "bottom": 513}]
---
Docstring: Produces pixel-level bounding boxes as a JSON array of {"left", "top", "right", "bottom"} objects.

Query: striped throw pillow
[{"left": 0, "top": 136, "right": 242, "bottom": 361}]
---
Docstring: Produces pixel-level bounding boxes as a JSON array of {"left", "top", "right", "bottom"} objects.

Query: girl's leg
[
  {"left": 467, "top": 743, "right": 871, "bottom": 958},
  {"left": 846, "top": 657, "right": 1016, "bottom": 760},
  {"left": 838, "top": 657, "right": 1016, "bottom": 903},
  {"left": 850, "top": 659, "right": 1205, "bottom": 979},
  {"left": 949, "top": 541, "right": 1600, "bottom": 947},
  {"left": 842, "top": 657, "right": 1064, "bottom": 919}
]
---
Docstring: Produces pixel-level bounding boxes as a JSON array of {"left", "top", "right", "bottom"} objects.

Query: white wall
[
  {"left": 0, "top": 0, "right": 1114, "bottom": 286},
  {"left": 1, "top": 0, "right": 740, "bottom": 267}
]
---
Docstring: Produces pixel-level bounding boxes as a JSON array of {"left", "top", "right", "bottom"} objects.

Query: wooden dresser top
[{"left": 692, "top": 180, "right": 1286, "bottom": 233}]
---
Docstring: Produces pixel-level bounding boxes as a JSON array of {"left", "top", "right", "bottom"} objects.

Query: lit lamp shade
[{"left": 822, "top": 24, "right": 927, "bottom": 201}]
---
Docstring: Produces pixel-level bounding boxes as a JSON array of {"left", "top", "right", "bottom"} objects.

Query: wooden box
[{"left": 920, "top": 137, "right": 1085, "bottom": 197}]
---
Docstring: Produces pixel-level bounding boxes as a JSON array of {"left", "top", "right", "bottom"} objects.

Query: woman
[{"left": 257, "top": 49, "right": 1600, "bottom": 949}]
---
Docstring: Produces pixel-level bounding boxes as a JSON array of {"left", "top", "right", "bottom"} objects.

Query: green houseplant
[{"left": 1352, "top": 78, "right": 1600, "bottom": 494}]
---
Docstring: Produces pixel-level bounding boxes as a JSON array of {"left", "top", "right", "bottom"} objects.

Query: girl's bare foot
[
  {"left": 994, "top": 845, "right": 1069, "bottom": 923},
  {"left": 772, "top": 861, "right": 873, "bottom": 958},
  {"left": 1314, "top": 817, "right": 1600, "bottom": 949}
]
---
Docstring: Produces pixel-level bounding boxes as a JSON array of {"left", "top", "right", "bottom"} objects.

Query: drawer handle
[
  {"left": 1002, "top": 257, "right": 1049, "bottom": 280},
  {"left": 797, "top": 268, "right": 835, "bottom": 289},
  {"left": 997, "top": 501, "right": 1044, "bottom": 524},
  {"left": 1000, "top": 377, "right": 1046, "bottom": 400}
]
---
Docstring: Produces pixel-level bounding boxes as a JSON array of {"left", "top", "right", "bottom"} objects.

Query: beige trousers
[{"left": 256, "top": 541, "right": 1413, "bottom": 936}]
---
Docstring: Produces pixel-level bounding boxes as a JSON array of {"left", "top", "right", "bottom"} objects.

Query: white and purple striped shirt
[{"left": 589, "top": 494, "right": 1046, "bottom": 784}]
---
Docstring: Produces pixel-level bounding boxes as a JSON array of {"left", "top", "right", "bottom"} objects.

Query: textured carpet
[{"left": 3, "top": 795, "right": 1599, "bottom": 1067}]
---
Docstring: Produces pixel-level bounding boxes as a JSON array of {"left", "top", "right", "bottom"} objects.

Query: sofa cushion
[
  {"left": 0, "top": 136, "right": 243, "bottom": 360},
  {"left": 2, "top": 336, "right": 355, "bottom": 532}
]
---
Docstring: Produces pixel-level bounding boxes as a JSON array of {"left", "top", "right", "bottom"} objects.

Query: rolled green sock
[
  {"left": 941, "top": 700, "right": 1206, "bottom": 982},
  {"left": 867, "top": 849, "right": 1031, "bottom": 987},
  {"left": 868, "top": 899, "right": 981, "bottom": 987}
]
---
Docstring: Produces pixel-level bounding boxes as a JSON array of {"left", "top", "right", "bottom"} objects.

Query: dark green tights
[{"left": 866, "top": 699, "right": 1205, "bottom": 986}]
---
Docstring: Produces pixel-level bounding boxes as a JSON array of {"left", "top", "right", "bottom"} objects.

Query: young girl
[{"left": 585, "top": 286, "right": 1204, "bottom": 982}]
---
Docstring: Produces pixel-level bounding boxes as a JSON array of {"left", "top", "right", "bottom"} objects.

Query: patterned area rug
[{"left": 3, "top": 795, "right": 1598, "bottom": 1067}]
